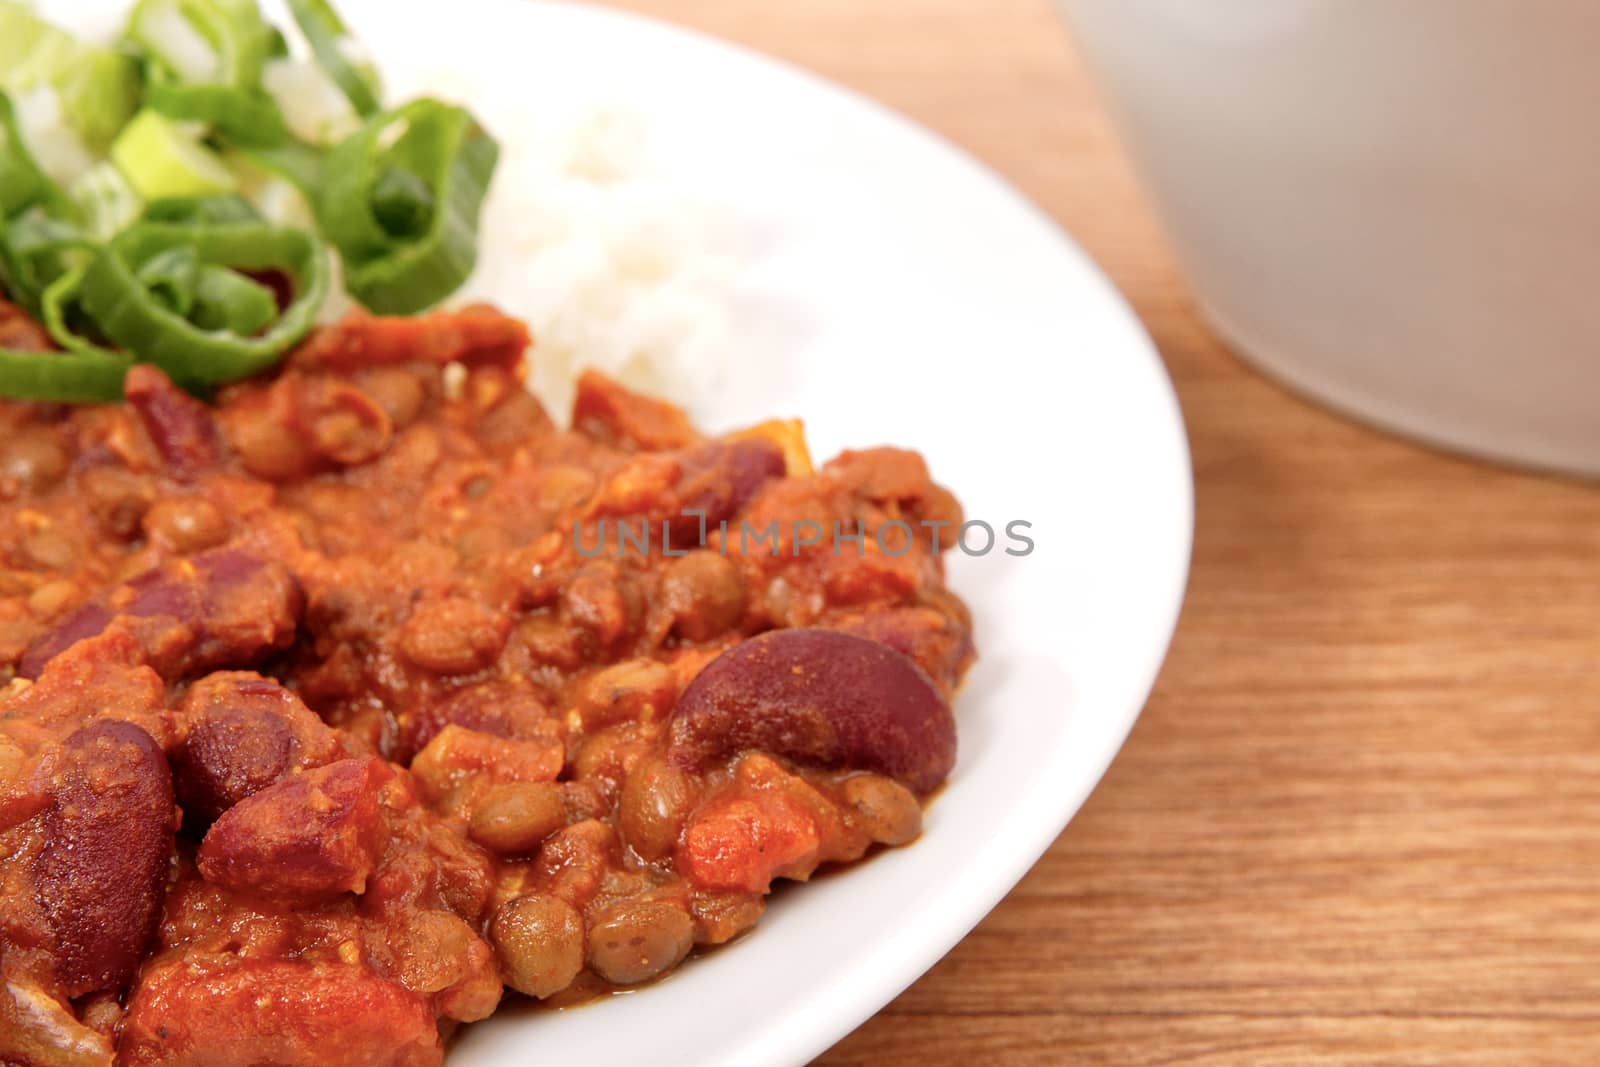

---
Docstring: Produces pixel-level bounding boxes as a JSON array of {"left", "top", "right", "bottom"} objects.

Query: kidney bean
[
  {"left": 409, "top": 680, "right": 556, "bottom": 755},
  {"left": 124, "top": 365, "right": 221, "bottom": 481},
  {"left": 173, "top": 673, "right": 347, "bottom": 823},
  {"left": 32, "top": 720, "right": 175, "bottom": 998},
  {"left": 197, "top": 758, "right": 390, "bottom": 902},
  {"left": 669, "top": 438, "right": 786, "bottom": 540},
  {"left": 586, "top": 898, "right": 695, "bottom": 986},
  {"left": 668, "top": 628, "right": 957, "bottom": 794},
  {"left": 19, "top": 549, "right": 303, "bottom": 682},
  {"left": 490, "top": 893, "right": 585, "bottom": 999}
]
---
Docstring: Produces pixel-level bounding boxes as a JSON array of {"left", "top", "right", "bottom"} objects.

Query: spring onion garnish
[
  {"left": 0, "top": 208, "right": 92, "bottom": 317},
  {"left": 76, "top": 221, "right": 328, "bottom": 391},
  {"left": 111, "top": 110, "right": 239, "bottom": 200},
  {"left": 0, "top": 344, "right": 135, "bottom": 403},
  {"left": 0, "top": 0, "right": 499, "bottom": 402},
  {"left": 71, "top": 163, "right": 144, "bottom": 242},
  {"left": 128, "top": 0, "right": 275, "bottom": 90},
  {"left": 0, "top": 92, "right": 65, "bottom": 219},
  {"left": 144, "top": 80, "right": 290, "bottom": 147},
  {"left": 285, "top": 0, "right": 381, "bottom": 118},
  {"left": 0, "top": 2, "right": 141, "bottom": 149},
  {"left": 319, "top": 99, "right": 498, "bottom": 315}
]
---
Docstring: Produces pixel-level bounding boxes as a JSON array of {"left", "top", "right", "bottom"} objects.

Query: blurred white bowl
[{"left": 1057, "top": 0, "right": 1600, "bottom": 476}]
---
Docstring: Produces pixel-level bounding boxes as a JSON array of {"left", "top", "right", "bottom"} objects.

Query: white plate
[{"left": 53, "top": 1, "right": 1193, "bottom": 1063}]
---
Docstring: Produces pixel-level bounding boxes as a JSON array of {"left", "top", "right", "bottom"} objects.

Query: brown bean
[
  {"left": 26, "top": 579, "right": 80, "bottom": 620},
  {"left": 80, "top": 467, "right": 153, "bottom": 540},
  {"left": 32, "top": 720, "right": 174, "bottom": 998},
  {"left": 308, "top": 382, "right": 393, "bottom": 466},
  {"left": 574, "top": 658, "right": 677, "bottom": 730},
  {"left": 586, "top": 899, "right": 695, "bottom": 985},
  {"left": 356, "top": 366, "right": 427, "bottom": 428},
  {"left": 661, "top": 551, "right": 746, "bottom": 642},
  {"left": 470, "top": 781, "right": 567, "bottom": 854},
  {"left": 0, "top": 430, "right": 69, "bottom": 495},
  {"left": 19, "top": 525, "right": 74, "bottom": 570},
  {"left": 690, "top": 890, "right": 766, "bottom": 946},
  {"left": 222, "top": 389, "right": 313, "bottom": 482},
  {"left": 143, "top": 498, "right": 230, "bottom": 554},
  {"left": 490, "top": 894, "right": 585, "bottom": 999},
  {"left": 618, "top": 755, "right": 700, "bottom": 861},
  {"left": 843, "top": 774, "right": 923, "bottom": 845},
  {"left": 398, "top": 597, "right": 508, "bottom": 674}
]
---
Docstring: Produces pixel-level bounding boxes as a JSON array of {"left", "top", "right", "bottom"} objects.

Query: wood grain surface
[{"left": 597, "top": 2, "right": 1600, "bottom": 1062}]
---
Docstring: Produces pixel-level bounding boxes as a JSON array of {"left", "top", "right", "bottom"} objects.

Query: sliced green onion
[
  {"left": 144, "top": 193, "right": 261, "bottom": 226},
  {"left": 286, "top": 0, "right": 381, "bottom": 117},
  {"left": 0, "top": 91, "right": 65, "bottom": 218},
  {"left": 71, "top": 163, "right": 143, "bottom": 242},
  {"left": 0, "top": 1, "right": 140, "bottom": 149},
  {"left": 136, "top": 244, "right": 202, "bottom": 316},
  {"left": 370, "top": 166, "right": 433, "bottom": 238},
  {"left": 127, "top": 0, "right": 273, "bottom": 90},
  {"left": 318, "top": 98, "right": 497, "bottom": 314},
  {"left": 191, "top": 263, "right": 276, "bottom": 333},
  {"left": 241, "top": 137, "right": 324, "bottom": 196},
  {"left": 0, "top": 208, "right": 93, "bottom": 316},
  {"left": 0, "top": 345, "right": 132, "bottom": 403},
  {"left": 41, "top": 265, "right": 121, "bottom": 358},
  {"left": 145, "top": 80, "right": 290, "bottom": 147},
  {"left": 111, "top": 109, "right": 238, "bottom": 200},
  {"left": 77, "top": 220, "right": 328, "bottom": 389}
]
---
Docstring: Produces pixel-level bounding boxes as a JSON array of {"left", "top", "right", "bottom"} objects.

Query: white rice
[
  {"left": 448, "top": 98, "right": 738, "bottom": 421},
  {"left": 241, "top": 83, "right": 738, "bottom": 421}
]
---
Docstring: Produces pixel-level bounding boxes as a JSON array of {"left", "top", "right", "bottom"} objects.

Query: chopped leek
[
  {"left": 0, "top": 1, "right": 141, "bottom": 150},
  {"left": 111, "top": 109, "right": 238, "bottom": 200},
  {"left": 77, "top": 221, "right": 329, "bottom": 389},
  {"left": 71, "top": 163, "right": 143, "bottom": 242},
  {"left": 286, "top": 0, "right": 381, "bottom": 117},
  {"left": 318, "top": 99, "right": 497, "bottom": 314}
]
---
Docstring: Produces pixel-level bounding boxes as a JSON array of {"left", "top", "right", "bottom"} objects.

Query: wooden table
[{"left": 601, "top": 2, "right": 1600, "bottom": 1061}]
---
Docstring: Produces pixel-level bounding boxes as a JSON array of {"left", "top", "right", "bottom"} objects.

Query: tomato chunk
[
  {"left": 677, "top": 789, "right": 821, "bottom": 894},
  {"left": 120, "top": 956, "right": 442, "bottom": 1067}
]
